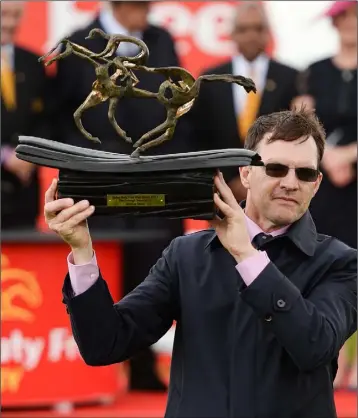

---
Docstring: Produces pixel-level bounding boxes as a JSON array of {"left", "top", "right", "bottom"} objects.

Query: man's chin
[{"left": 268, "top": 208, "right": 301, "bottom": 227}]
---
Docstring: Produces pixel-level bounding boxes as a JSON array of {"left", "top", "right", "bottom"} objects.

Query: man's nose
[{"left": 280, "top": 168, "right": 299, "bottom": 190}]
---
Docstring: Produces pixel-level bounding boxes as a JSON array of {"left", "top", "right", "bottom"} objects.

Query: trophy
[{"left": 15, "top": 29, "right": 263, "bottom": 220}]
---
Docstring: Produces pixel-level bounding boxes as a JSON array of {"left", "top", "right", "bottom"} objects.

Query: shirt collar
[
  {"left": 244, "top": 213, "right": 289, "bottom": 241},
  {"left": 98, "top": 7, "right": 142, "bottom": 40},
  {"left": 1, "top": 44, "right": 14, "bottom": 69},
  {"left": 205, "top": 200, "right": 317, "bottom": 256},
  {"left": 232, "top": 53, "right": 269, "bottom": 74}
]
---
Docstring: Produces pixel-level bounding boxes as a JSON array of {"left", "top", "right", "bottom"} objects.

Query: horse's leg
[
  {"left": 72, "top": 48, "right": 101, "bottom": 67},
  {"left": 44, "top": 43, "right": 73, "bottom": 66},
  {"left": 129, "top": 71, "right": 140, "bottom": 86},
  {"left": 74, "top": 92, "right": 103, "bottom": 143},
  {"left": 131, "top": 125, "right": 176, "bottom": 157},
  {"left": 45, "top": 44, "right": 102, "bottom": 68},
  {"left": 108, "top": 97, "right": 132, "bottom": 144},
  {"left": 133, "top": 107, "right": 176, "bottom": 149},
  {"left": 131, "top": 87, "right": 158, "bottom": 99},
  {"left": 132, "top": 114, "right": 172, "bottom": 149}
]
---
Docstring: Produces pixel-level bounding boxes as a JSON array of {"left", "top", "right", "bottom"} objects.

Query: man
[
  {"left": 44, "top": 108, "right": 357, "bottom": 418},
  {"left": 1, "top": 1, "right": 51, "bottom": 229},
  {"left": 51, "top": 0, "right": 190, "bottom": 390},
  {"left": 188, "top": 1, "right": 299, "bottom": 200}
]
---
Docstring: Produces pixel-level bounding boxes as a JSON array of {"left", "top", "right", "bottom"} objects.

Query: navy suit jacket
[{"left": 63, "top": 210, "right": 357, "bottom": 418}]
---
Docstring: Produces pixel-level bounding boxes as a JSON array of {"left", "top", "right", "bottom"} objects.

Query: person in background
[
  {"left": 293, "top": 0, "right": 357, "bottom": 390},
  {"left": 188, "top": 1, "right": 299, "bottom": 201},
  {"left": 1, "top": 1, "right": 51, "bottom": 230},
  {"left": 50, "top": 0, "right": 191, "bottom": 391}
]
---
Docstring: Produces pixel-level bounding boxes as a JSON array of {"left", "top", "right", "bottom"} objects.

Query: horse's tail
[{"left": 38, "top": 38, "right": 68, "bottom": 63}]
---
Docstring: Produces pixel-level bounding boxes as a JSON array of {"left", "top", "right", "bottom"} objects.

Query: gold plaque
[{"left": 107, "top": 194, "right": 165, "bottom": 207}]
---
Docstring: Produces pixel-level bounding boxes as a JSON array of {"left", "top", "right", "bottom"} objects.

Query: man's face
[
  {"left": 115, "top": 1, "right": 150, "bottom": 32},
  {"left": 240, "top": 134, "right": 323, "bottom": 227},
  {"left": 231, "top": 6, "right": 269, "bottom": 61},
  {"left": 333, "top": 4, "right": 357, "bottom": 48},
  {"left": 1, "top": 1, "right": 25, "bottom": 46}
]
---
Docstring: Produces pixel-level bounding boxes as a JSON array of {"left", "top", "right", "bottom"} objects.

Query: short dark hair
[{"left": 244, "top": 107, "right": 326, "bottom": 166}]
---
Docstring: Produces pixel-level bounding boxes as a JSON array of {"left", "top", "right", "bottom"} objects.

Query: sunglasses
[{"left": 263, "top": 163, "right": 320, "bottom": 182}]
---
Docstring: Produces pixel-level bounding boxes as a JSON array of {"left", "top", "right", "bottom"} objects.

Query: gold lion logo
[{"left": 1, "top": 254, "right": 43, "bottom": 322}]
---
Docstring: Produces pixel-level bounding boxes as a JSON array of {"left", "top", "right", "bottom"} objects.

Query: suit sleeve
[
  {"left": 62, "top": 239, "right": 179, "bottom": 366},
  {"left": 240, "top": 249, "right": 357, "bottom": 372}
]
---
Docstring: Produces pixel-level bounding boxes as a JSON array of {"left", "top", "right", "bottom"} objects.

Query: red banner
[{"left": 1, "top": 242, "right": 127, "bottom": 407}]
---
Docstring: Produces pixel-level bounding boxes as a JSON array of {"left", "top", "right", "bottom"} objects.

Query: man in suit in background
[
  {"left": 188, "top": 1, "right": 299, "bottom": 200},
  {"left": 1, "top": 1, "right": 51, "bottom": 230},
  {"left": 51, "top": 0, "right": 190, "bottom": 391}
]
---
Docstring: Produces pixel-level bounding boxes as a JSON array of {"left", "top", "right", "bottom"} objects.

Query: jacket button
[
  {"left": 277, "top": 299, "right": 286, "bottom": 308},
  {"left": 264, "top": 314, "right": 272, "bottom": 322}
]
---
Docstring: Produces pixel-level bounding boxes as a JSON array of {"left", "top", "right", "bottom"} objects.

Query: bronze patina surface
[{"left": 40, "top": 29, "right": 256, "bottom": 157}]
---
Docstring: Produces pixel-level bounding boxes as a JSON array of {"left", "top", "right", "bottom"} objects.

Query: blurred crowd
[{"left": 1, "top": 0, "right": 356, "bottom": 391}]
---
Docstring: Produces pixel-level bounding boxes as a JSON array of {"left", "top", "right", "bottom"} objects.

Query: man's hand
[
  {"left": 210, "top": 171, "right": 258, "bottom": 263},
  {"left": 44, "top": 178, "right": 95, "bottom": 264},
  {"left": 290, "top": 94, "right": 315, "bottom": 111},
  {"left": 228, "top": 175, "right": 247, "bottom": 203},
  {"left": 321, "top": 145, "right": 357, "bottom": 187},
  {"left": 3, "top": 151, "right": 35, "bottom": 185}
]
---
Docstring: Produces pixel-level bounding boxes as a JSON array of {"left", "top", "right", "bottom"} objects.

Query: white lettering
[
  {"left": 1, "top": 330, "right": 45, "bottom": 371},
  {"left": 25, "top": 338, "right": 45, "bottom": 370},
  {"left": 48, "top": 328, "right": 80, "bottom": 362}
]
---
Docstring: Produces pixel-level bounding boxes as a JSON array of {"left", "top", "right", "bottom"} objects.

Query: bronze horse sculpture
[
  {"left": 130, "top": 65, "right": 256, "bottom": 157},
  {"left": 39, "top": 29, "right": 156, "bottom": 145},
  {"left": 40, "top": 29, "right": 256, "bottom": 157}
]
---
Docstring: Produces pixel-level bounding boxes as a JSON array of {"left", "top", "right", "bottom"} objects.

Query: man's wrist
[
  {"left": 1, "top": 146, "right": 14, "bottom": 166},
  {"left": 232, "top": 246, "right": 259, "bottom": 263},
  {"left": 71, "top": 245, "right": 94, "bottom": 265}
]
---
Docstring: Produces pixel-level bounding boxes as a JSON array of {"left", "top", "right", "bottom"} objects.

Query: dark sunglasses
[{"left": 263, "top": 163, "right": 320, "bottom": 182}]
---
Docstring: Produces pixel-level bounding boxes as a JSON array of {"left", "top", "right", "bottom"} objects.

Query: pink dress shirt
[{"left": 68, "top": 215, "right": 289, "bottom": 296}]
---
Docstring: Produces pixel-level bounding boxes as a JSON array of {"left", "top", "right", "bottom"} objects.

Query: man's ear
[
  {"left": 312, "top": 172, "right": 323, "bottom": 196},
  {"left": 239, "top": 166, "right": 250, "bottom": 189}
]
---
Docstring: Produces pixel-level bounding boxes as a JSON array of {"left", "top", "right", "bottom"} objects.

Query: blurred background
[{"left": 1, "top": 1, "right": 356, "bottom": 417}]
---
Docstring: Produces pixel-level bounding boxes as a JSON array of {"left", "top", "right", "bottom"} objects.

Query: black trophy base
[
  {"left": 15, "top": 136, "right": 263, "bottom": 220},
  {"left": 57, "top": 168, "right": 216, "bottom": 220}
]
